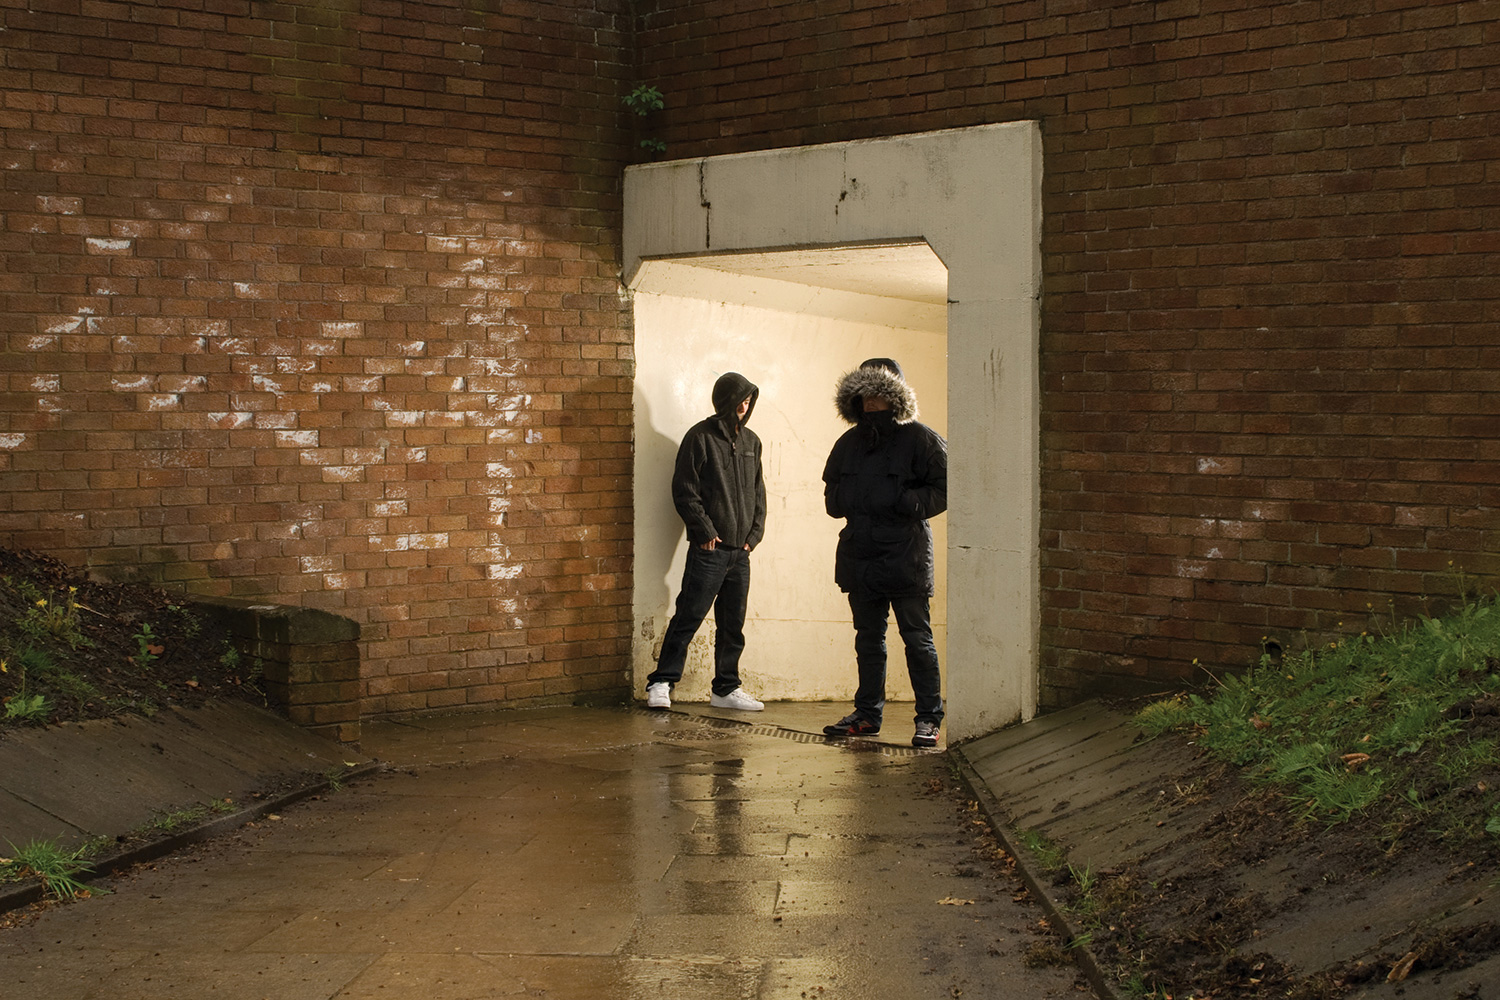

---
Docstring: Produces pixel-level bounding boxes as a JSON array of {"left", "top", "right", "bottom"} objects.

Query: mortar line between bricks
[
  {"left": 0, "top": 761, "right": 384, "bottom": 917},
  {"left": 951, "top": 745, "right": 1118, "bottom": 1000}
]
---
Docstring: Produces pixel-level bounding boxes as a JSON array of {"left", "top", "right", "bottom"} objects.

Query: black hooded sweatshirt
[
  {"left": 822, "top": 363, "right": 947, "bottom": 597},
  {"left": 671, "top": 372, "right": 767, "bottom": 550}
]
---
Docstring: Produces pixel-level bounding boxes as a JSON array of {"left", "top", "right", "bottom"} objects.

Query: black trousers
[
  {"left": 848, "top": 593, "right": 944, "bottom": 727},
  {"left": 648, "top": 546, "right": 750, "bottom": 697}
]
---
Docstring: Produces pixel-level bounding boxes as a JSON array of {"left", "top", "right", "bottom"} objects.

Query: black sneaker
[
  {"left": 823, "top": 713, "right": 880, "bottom": 737},
  {"left": 912, "top": 720, "right": 940, "bottom": 748}
]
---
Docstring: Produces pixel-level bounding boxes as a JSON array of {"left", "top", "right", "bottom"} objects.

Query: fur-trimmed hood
[{"left": 833, "top": 365, "right": 919, "bottom": 425}]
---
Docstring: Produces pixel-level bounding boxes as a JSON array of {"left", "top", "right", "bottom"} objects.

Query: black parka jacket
[
  {"left": 822, "top": 366, "right": 947, "bottom": 597},
  {"left": 671, "top": 372, "right": 767, "bottom": 550}
]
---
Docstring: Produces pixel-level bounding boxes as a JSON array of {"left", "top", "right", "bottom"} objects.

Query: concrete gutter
[
  {"left": 0, "top": 760, "right": 381, "bottom": 913},
  {"left": 950, "top": 747, "right": 1120, "bottom": 1000}
]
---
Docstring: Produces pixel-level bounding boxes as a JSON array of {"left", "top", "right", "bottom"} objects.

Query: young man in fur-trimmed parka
[{"left": 820, "top": 358, "right": 948, "bottom": 747}]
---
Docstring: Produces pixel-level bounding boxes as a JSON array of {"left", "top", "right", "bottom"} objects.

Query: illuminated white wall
[{"left": 632, "top": 269, "right": 946, "bottom": 702}]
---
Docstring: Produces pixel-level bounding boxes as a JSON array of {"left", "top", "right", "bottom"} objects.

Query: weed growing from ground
[
  {"left": 1, "top": 838, "right": 101, "bottom": 900},
  {"left": 148, "top": 798, "right": 236, "bottom": 834},
  {"left": 1, "top": 655, "right": 51, "bottom": 723},
  {"left": 12, "top": 581, "right": 91, "bottom": 650},
  {"left": 1014, "top": 827, "right": 1067, "bottom": 872},
  {"left": 1135, "top": 586, "right": 1500, "bottom": 848},
  {"left": 131, "top": 623, "right": 163, "bottom": 669}
]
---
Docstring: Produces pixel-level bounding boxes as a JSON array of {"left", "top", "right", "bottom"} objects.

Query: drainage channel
[{"left": 631, "top": 707, "right": 934, "bottom": 757}]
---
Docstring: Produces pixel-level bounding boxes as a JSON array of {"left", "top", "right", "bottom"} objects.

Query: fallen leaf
[
  {"left": 1250, "top": 714, "right": 1271, "bottom": 730},
  {"left": 1341, "top": 752, "right": 1371, "bottom": 771},
  {"left": 1387, "top": 950, "right": 1418, "bottom": 982},
  {"left": 938, "top": 897, "right": 975, "bottom": 906}
]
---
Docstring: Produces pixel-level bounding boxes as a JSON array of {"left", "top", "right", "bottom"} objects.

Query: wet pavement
[{"left": 0, "top": 703, "right": 1087, "bottom": 999}]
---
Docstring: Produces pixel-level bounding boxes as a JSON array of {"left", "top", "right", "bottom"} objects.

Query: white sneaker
[
  {"left": 709, "top": 687, "right": 764, "bottom": 711},
  {"left": 645, "top": 682, "right": 671, "bottom": 709}
]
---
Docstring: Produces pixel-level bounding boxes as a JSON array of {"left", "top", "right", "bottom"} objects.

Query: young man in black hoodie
[
  {"left": 645, "top": 371, "right": 767, "bottom": 712},
  {"left": 820, "top": 358, "right": 948, "bottom": 747}
]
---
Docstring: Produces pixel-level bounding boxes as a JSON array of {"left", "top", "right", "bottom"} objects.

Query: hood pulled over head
[
  {"left": 834, "top": 361, "right": 918, "bottom": 425},
  {"left": 712, "top": 371, "right": 758, "bottom": 427}
]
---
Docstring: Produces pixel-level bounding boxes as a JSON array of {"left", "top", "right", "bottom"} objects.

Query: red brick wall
[
  {"left": 0, "top": 0, "right": 636, "bottom": 715},
  {"left": 633, "top": 0, "right": 1500, "bottom": 705}
]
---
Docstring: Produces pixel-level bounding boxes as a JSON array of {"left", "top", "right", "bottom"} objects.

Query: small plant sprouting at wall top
[
  {"left": 622, "top": 83, "right": 664, "bottom": 115},
  {"left": 622, "top": 83, "right": 667, "bottom": 155}
]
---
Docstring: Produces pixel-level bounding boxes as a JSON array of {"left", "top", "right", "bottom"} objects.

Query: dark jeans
[
  {"left": 648, "top": 545, "right": 750, "bottom": 697},
  {"left": 847, "top": 593, "right": 944, "bottom": 727}
]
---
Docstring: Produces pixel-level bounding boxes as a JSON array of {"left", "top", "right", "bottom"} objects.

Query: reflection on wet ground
[{"left": 0, "top": 703, "right": 1087, "bottom": 999}]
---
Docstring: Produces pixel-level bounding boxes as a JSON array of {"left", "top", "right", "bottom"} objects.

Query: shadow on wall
[{"left": 633, "top": 389, "right": 716, "bottom": 689}]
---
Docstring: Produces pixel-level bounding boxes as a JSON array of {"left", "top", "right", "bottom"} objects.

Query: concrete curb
[
  {"left": 0, "top": 760, "right": 383, "bottom": 915},
  {"left": 950, "top": 746, "right": 1120, "bottom": 1000}
]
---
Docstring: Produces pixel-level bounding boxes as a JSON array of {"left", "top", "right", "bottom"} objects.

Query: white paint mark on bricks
[
  {"left": 0, "top": 434, "right": 29, "bottom": 449},
  {"left": 207, "top": 412, "right": 254, "bottom": 429}
]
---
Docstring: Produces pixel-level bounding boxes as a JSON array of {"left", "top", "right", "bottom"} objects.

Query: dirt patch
[
  {"left": 1068, "top": 724, "right": 1500, "bottom": 999},
  {"left": 0, "top": 547, "right": 262, "bottom": 730}
]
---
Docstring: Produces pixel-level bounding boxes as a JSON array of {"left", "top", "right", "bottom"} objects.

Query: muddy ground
[
  {"left": 1036, "top": 726, "right": 1500, "bottom": 999},
  {"left": 0, "top": 547, "right": 259, "bottom": 729}
]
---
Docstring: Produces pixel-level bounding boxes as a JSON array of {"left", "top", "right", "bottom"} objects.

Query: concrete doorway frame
[{"left": 622, "top": 123, "right": 1042, "bottom": 741}]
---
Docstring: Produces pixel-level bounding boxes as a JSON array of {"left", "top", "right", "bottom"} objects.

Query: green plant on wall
[{"left": 622, "top": 84, "right": 666, "bottom": 155}]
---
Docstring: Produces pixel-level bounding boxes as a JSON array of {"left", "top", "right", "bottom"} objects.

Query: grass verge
[{"left": 1136, "top": 586, "right": 1500, "bottom": 851}]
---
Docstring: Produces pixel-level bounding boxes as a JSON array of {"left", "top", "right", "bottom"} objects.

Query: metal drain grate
[{"left": 632, "top": 708, "right": 934, "bottom": 757}]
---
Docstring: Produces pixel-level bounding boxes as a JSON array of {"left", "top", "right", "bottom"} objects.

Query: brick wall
[
  {"left": 5, "top": 0, "right": 1497, "bottom": 717},
  {"left": 0, "top": 0, "right": 636, "bottom": 715},
  {"left": 634, "top": 0, "right": 1500, "bottom": 705}
]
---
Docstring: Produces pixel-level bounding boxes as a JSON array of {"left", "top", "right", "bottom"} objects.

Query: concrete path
[{"left": 0, "top": 703, "right": 1087, "bottom": 999}]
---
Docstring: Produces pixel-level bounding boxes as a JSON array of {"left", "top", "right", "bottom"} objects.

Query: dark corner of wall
[{"left": 190, "top": 596, "right": 363, "bottom": 744}]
